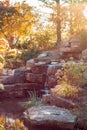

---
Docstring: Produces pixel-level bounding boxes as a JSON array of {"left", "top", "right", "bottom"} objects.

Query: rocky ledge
[{"left": 22, "top": 105, "right": 77, "bottom": 130}]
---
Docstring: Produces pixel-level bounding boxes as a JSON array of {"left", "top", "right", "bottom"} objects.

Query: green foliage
[
  {"left": 32, "top": 27, "right": 56, "bottom": 50},
  {"left": 53, "top": 82, "right": 79, "bottom": 98},
  {"left": 54, "top": 61, "right": 87, "bottom": 98},
  {"left": 26, "top": 91, "right": 38, "bottom": 107},
  {"left": 5, "top": 49, "right": 22, "bottom": 69},
  {"left": 63, "top": 61, "right": 87, "bottom": 86},
  {"left": 5, "top": 44, "right": 40, "bottom": 69},
  {"left": 20, "top": 47, "right": 40, "bottom": 63},
  {"left": 6, "top": 49, "right": 21, "bottom": 58},
  {"left": 0, "top": 2, "right": 35, "bottom": 46},
  {"left": 0, "top": 55, "right": 4, "bottom": 64},
  {"left": 56, "top": 61, "right": 87, "bottom": 86}
]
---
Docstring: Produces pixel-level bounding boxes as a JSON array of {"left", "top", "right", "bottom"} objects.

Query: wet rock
[
  {"left": 22, "top": 105, "right": 77, "bottom": 130},
  {"left": 45, "top": 64, "right": 62, "bottom": 88},
  {"left": 45, "top": 75, "right": 57, "bottom": 88}
]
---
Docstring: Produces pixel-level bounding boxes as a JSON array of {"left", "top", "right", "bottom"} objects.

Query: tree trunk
[{"left": 56, "top": 1, "right": 61, "bottom": 46}]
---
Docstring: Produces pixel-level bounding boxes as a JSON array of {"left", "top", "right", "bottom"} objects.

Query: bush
[
  {"left": 53, "top": 82, "right": 79, "bottom": 98},
  {"left": 55, "top": 61, "right": 87, "bottom": 86},
  {"left": 20, "top": 47, "right": 40, "bottom": 63},
  {"left": 5, "top": 49, "right": 22, "bottom": 69}
]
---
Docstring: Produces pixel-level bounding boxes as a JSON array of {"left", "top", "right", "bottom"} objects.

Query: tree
[
  {"left": 69, "top": 0, "right": 87, "bottom": 35},
  {"left": 39, "top": 0, "right": 62, "bottom": 46},
  {"left": 39, "top": 0, "right": 87, "bottom": 43},
  {"left": 0, "top": 1, "right": 35, "bottom": 48}
]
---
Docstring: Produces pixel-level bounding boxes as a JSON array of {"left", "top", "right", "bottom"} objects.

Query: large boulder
[{"left": 22, "top": 105, "right": 77, "bottom": 130}]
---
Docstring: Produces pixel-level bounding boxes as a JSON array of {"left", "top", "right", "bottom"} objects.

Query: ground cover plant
[
  {"left": 0, "top": 115, "right": 28, "bottom": 130},
  {"left": 54, "top": 61, "right": 87, "bottom": 98}
]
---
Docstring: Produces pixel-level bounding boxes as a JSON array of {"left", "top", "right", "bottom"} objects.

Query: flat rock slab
[{"left": 23, "top": 105, "right": 77, "bottom": 130}]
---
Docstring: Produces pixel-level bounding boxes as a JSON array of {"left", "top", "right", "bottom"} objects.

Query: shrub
[
  {"left": 55, "top": 61, "right": 87, "bottom": 86},
  {"left": 55, "top": 61, "right": 87, "bottom": 98},
  {"left": 20, "top": 47, "right": 40, "bottom": 63},
  {"left": 53, "top": 82, "right": 79, "bottom": 98},
  {"left": 5, "top": 49, "right": 22, "bottom": 69}
]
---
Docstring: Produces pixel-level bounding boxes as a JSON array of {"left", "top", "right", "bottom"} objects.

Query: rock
[
  {"left": 36, "top": 50, "right": 60, "bottom": 62},
  {"left": 59, "top": 36, "right": 81, "bottom": 59},
  {"left": 42, "top": 93, "right": 75, "bottom": 109},
  {"left": 26, "top": 73, "right": 46, "bottom": 85},
  {"left": 26, "top": 59, "right": 35, "bottom": 68},
  {"left": 35, "top": 62, "right": 46, "bottom": 65},
  {"left": 0, "top": 83, "right": 43, "bottom": 100},
  {"left": 78, "top": 119, "right": 87, "bottom": 130},
  {"left": 2, "top": 69, "right": 31, "bottom": 85},
  {"left": 50, "top": 94, "right": 75, "bottom": 109},
  {"left": 22, "top": 105, "right": 77, "bottom": 130},
  {"left": 2, "top": 75, "right": 16, "bottom": 85},
  {"left": 47, "top": 64, "right": 62, "bottom": 75},
  {"left": 37, "top": 51, "right": 51, "bottom": 58},
  {"left": 35, "top": 57, "right": 51, "bottom": 64},
  {"left": 82, "top": 49, "right": 87, "bottom": 61},
  {"left": 31, "top": 64, "right": 47, "bottom": 74},
  {"left": 51, "top": 61, "right": 59, "bottom": 65},
  {"left": 45, "top": 64, "right": 62, "bottom": 88},
  {"left": 45, "top": 75, "right": 57, "bottom": 88},
  {"left": 80, "top": 82, "right": 87, "bottom": 90},
  {"left": 42, "top": 94, "right": 51, "bottom": 105}
]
